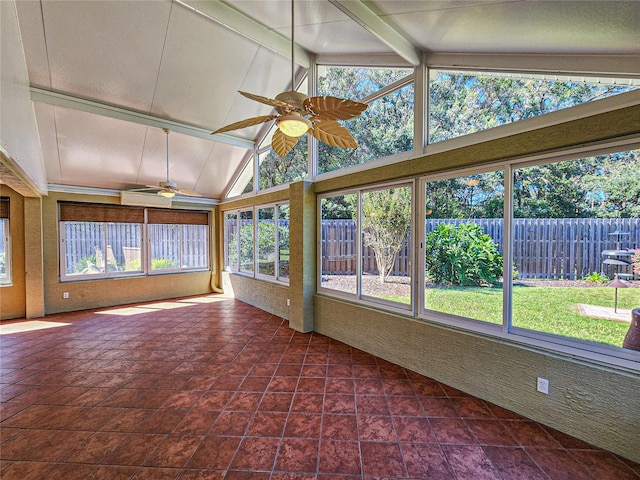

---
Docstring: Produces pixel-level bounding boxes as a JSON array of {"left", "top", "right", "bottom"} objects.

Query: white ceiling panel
[
  {"left": 373, "top": 1, "right": 640, "bottom": 54},
  {"left": 40, "top": 0, "right": 172, "bottom": 111},
  {"left": 32, "top": 103, "right": 61, "bottom": 183},
  {"left": 151, "top": 1, "right": 266, "bottom": 127},
  {"left": 194, "top": 143, "right": 250, "bottom": 196},
  {"left": 14, "top": 1, "right": 51, "bottom": 90},
  {"left": 53, "top": 107, "right": 148, "bottom": 189},
  {"left": 229, "top": 0, "right": 391, "bottom": 54}
]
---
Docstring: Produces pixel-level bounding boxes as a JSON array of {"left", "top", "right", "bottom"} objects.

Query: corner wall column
[
  {"left": 288, "top": 180, "right": 316, "bottom": 332},
  {"left": 24, "top": 196, "right": 44, "bottom": 317}
]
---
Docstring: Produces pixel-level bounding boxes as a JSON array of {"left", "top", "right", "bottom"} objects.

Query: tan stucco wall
[
  {"left": 42, "top": 191, "right": 215, "bottom": 314},
  {"left": 221, "top": 271, "right": 289, "bottom": 319},
  {"left": 0, "top": 185, "right": 26, "bottom": 319},
  {"left": 314, "top": 295, "right": 640, "bottom": 463}
]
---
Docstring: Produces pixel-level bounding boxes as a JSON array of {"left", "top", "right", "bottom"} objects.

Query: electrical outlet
[
  {"left": 286, "top": 298, "right": 290, "bottom": 307},
  {"left": 537, "top": 377, "right": 549, "bottom": 394},
  {"left": 63, "top": 292, "right": 69, "bottom": 299}
]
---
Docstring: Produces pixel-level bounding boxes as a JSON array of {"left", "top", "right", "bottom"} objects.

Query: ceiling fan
[
  {"left": 211, "top": 0, "right": 368, "bottom": 158},
  {"left": 135, "top": 129, "right": 201, "bottom": 198}
]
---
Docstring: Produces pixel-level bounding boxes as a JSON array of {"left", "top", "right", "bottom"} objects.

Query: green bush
[
  {"left": 152, "top": 257, "right": 178, "bottom": 270},
  {"left": 425, "top": 223, "right": 503, "bottom": 286},
  {"left": 583, "top": 271, "right": 609, "bottom": 283},
  {"left": 75, "top": 254, "right": 97, "bottom": 273}
]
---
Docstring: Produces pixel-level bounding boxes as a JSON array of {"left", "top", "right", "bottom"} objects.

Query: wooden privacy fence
[{"left": 321, "top": 218, "right": 639, "bottom": 280}]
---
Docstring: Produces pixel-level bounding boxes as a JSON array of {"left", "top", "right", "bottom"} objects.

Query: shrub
[
  {"left": 425, "top": 223, "right": 503, "bottom": 286},
  {"left": 75, "top": 254, "right": 97, "bottom": 273},
  {"left": 583, "top": 271, "right": 609, "bottom": 283},
  {"left": 152, "top": 257, "right": 178, "bottom": 270}
]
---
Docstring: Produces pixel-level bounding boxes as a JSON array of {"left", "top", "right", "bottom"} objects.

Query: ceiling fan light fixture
[
  {"left": 277, "top": 113, "right": 312, "bottom": 137},
  {"left": 158, "top": 190, "right": 175, "bottom": 198}
]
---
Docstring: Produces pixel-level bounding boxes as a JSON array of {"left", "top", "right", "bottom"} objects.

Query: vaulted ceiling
[{"left": 13, "top": 0, "right": 640, "bottom": 200}]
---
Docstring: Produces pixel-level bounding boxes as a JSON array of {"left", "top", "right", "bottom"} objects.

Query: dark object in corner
[{"left": 623, "top": 308, "right": 640, "bottom": 351}]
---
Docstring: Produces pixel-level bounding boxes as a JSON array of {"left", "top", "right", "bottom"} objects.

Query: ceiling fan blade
[
  {"left": 239, "top": 91, "right": 296, "bottom": 110},
  {"left": 306, "top": 96, "right": 368, "bottom": 120},
  {"left": 212, "top": 114, "right": 278, "bottom": 134},
  {"left": 271, "top": 129, "right": 300, "bottom": 157},
  {"left": 174, "top": 188, "right": 202, "bottom": 197},
  {"left": 310, "top": 120, "right": 358, "bottom": 149}
]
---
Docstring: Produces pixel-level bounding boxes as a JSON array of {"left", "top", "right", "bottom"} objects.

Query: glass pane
[
  {"left": 181, "top": 224, "right": 208, "bottom": 269},
  {"left": 149, "top": 224, "right": 180, "bottom": 270},
  {"left": 424, "top": 172, "right": 505, "bottom": 323},
  {"left": 429, "top": 70, "right": 638, "bottom": 144},
  {"left": 107, "top": 223, "right": 142, "bottom": 272},
  {"left": 259, "top": 136, "right": 307, "bottom": 190},
  {"left": 511, "top": 152, "right": 640, "bottom": 347},
  {"left": 0, "top": 219, "right": 9, "bottom": 282},
  {"left": 278, "top": 205, "right": 290, "bottom": 280},
  {"left": 239, "top": 210, "right": 254, "bottom": 273},
  {"left": 63, "top": 222, "right": 106, "bottom": 276},
  {"left": 361, "top": 185, "right": 412, "bottom": 306},
  {"left": 320, "top": 194, "right": 357, "bottom": 294},
  {"left": 257, "top": 207, "right": 276, "bottom": 276},
  {"left": 225, "top": 212, "right": 238, "bottom": 271},
  {"left": 317, "top": 67, "right": 414, "bottom": 175}
]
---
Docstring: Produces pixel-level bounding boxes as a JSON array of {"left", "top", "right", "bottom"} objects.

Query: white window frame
[
  {"left": 317, "top": 180, "right": 415, "bottom": 315},
  {"left": 224, "top": 203, "right": 290, "bottom": 286},
  {"left": 0, "top": 218, "right": 11, "bottom": 286}
]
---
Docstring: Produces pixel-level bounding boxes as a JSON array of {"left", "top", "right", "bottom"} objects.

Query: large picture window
[
  {"left": 510, "top": 151, "right": 640, "bottom": 347},
  {"left": 319, "top": 183, "right": 413, "bottom": 310},
  {"left": 423, "top": 171, "right": 504, "bottom": 325},
  {"left": 320, "top": 145, "right": 639, "bottom": 364},
  {"left": 59, "top": 203, "right": 209, "bottom": 281}
]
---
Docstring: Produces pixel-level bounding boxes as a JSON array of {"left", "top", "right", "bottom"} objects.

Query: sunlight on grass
[{"left": 418, "top": 286, "right": 640, "bottom": 347}]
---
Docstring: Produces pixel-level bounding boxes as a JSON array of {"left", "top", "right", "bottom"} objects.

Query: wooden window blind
[
  {"left": 59, "top": 202, "right": 144, "bottom": 223},
  {"left": 147, "top": 209, "right": 209, "bottom": 225},
  {"left": 0, "top": 197, "right": 9, "bottom": 219}
]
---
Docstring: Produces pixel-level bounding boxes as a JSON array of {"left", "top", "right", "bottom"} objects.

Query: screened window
[
  {"left": 225, "top": 211, "right": 239, "bottom": 271},
  {"left": 239, "top": 209, "right": 254, "bottom": 273},
  {"left": 0, "top": 197, "right": 11, "bottom": 285},
  {"left": 423, "top": 171, "right": 505, "bottom": 325},
  {"left": 320, "top": 193, "right": 357, "bottom": 295},
  {"left": 60, "top": 203, "right": 209, "bottom": 280},
  {"left": 224, "top": 203, "right": 290, "bottom": 283},
  {"left": 429, "top": 70, "right": 638, "bottom": 144},
  {"left": 319, "top": 184, "right": 412, "bottom": 310},
  {"left": 511, "top": 151, "right": 640, "bottom": 348},
  {"left": 147, "top": 209, "right": 209, "bottom": 272}
]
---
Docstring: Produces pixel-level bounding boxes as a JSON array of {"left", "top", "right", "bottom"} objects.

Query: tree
[
  {"left": 582, "top": 151, "right": 640, "bottom": 218},
  {"left": 359, "top": 186, "right": 412, "bottom": 283}
]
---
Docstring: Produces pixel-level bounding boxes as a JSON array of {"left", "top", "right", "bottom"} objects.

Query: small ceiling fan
[
  {"left": 136, "top": 129, "right": 201, "bottom": 198},
  {"left": 211, "top": 0, "right": 368, "bottom": 157}
]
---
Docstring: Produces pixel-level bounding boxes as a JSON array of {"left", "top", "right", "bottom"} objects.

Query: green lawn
[{"left": 389, "top": 286, "right": 639, "bottom": 347}]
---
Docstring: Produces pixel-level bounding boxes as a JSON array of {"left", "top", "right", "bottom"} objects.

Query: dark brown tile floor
[{"left": 1, "top": 295, "right": 639, "bottom": 480}]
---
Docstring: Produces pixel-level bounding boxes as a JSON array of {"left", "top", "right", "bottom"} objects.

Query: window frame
[
  {"left": 59, "top": 203, "right": 210, "bottom": 282},
  {"left": 317, "top": 180, "right": 415, "bottom": 315},
  {"left": 0, "top": 220, "right": 11, "bottom": 287},
  {"left": 223, "top": 202, "right": 291, "bottom": 286}
]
